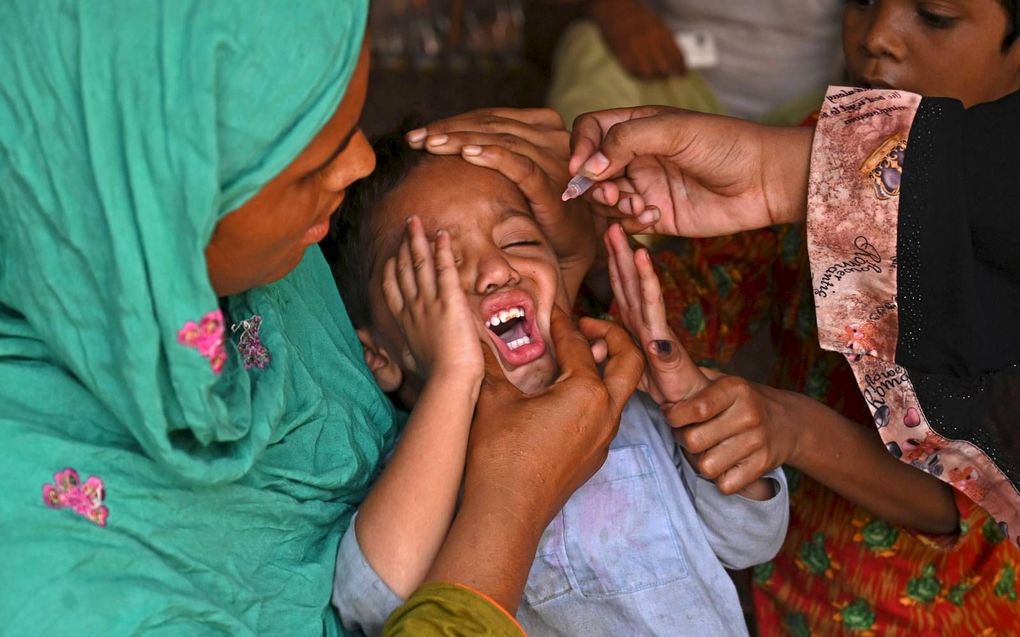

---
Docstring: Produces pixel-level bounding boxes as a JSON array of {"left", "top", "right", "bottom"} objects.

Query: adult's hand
[
  {"left": 664, "top": 373, "right": 798, "bottom": 494},
  {"left": 568, "top": 106, "right": 815, "bottom": 237},
  {"left": 591, "top": 0, "right": 686, "bottom": 79},
  {"left": 406, "top": 108, "right": 599, "bottom": 303},
  {"left": 665, "top": 378, "right": 959, "bottom": 533},
  {"left": 425, "top": 308, "right": 643, "bottom": 612}
]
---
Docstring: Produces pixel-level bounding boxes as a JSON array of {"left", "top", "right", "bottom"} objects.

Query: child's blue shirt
[{"left": 332, "top": 391, "right": 789, "bottom": 636}]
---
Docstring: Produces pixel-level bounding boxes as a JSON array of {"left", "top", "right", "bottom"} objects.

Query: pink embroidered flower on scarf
[
  {"left": 232, "top": 314, "right": 270, "bottom": 370},
  {"left": 178, "top": 309, "right": 227, "bottom": 373},
  {"left": 42, "top": 468, "right": 108, "bottom": 527}
]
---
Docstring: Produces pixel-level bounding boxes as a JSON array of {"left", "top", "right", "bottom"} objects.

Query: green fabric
[
  {"left": 384, "top": 583, "right": 525, "bottom": 636},
  {"left": 0, "top": 1, "right": 395, "bottom": 634}
]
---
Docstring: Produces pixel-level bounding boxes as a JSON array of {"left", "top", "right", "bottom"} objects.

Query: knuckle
[
  {"left": 721, "top": 375, "right": 746, "bottom": 393},
  {"left": 521, "top": 157, "right": 539, "bottom": 182},
  {"left": 498, "top": 133, "right": 520, "bottom": 150},
  {"left": 581, "top": 382, "right": 611, "bottom": 413},
  {"left": 607, "top": 122, "right": 631, "bottom": 149},
  {"left": 621, "top": 342, "right": 644, "bottom": 367},
  {"left": 682, "top": 429, "right": 703, "bottom": 452},
  {"left": 696, "top": 457, "right": 716, "bottom": 478},
  {"left": 736, "top": 410, "right": 757, "bottom": 431},
  {"left": 536, "top": 107, "right": 563, "bottom": 125},
  {"left": 691, "top": 401, "right": 711, "bottom": 422},
  {"left": 717, "top": 477, "right": 737, "bottom": 496}
]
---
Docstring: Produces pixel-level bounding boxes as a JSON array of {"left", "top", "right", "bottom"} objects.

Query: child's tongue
[
  {"left": 486, "top": 312, "right": 544, "bottom": 368},
  {"left": 493, "top": 317, "right": 528, "bottom": 346}
]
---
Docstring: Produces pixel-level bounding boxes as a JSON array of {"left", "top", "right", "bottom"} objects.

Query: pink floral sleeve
[{"left": 806, "top": 86, "right": 1020, "bottom": 548}]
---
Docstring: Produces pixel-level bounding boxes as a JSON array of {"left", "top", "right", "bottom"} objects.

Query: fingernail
[
  {"left": 619, "top": 197, "right": 634, "bottom": 215},
  {"left": 580, "top": 152, "right": 610, "bottom": 177},
  {"left": 462, "top": 145, "right": 482, "bottom": 157},
  {"left": 406, "top": 128, "right": 426, "bottom": 144},
  {"left": 425, "top": 134, "right": 449, "bottom": 147},
  {"left": 637, "top": 207, "right": 660, "bottom": 225}
]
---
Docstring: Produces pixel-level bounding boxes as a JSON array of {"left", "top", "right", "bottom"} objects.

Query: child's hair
[
  {"left": 324, "top": 119, "right": 427, "bottom": 329},
  {"left": 1001, "top": 0, "right": 1019, "bottom": 49}
]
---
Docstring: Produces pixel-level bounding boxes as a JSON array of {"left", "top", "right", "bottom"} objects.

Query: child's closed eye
[
  {"left": 500, "top": 231, "right": 546, "bottom": 250},
  {"left": 503, "top": 239, "right": 543, "bottom": 249},
  {"left": 916, "top": 5, "right": 960, "bottom": 29}
]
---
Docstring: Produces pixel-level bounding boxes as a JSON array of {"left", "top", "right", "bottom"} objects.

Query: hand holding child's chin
[{"left": 466, "top": 308, "right": 643, "bottom": 526}]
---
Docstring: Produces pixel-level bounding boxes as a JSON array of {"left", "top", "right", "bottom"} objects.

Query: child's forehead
[
  {"left": 370, "top": 156, "right": 542, "bottom": 258},
  {"left": 380, "top": 156, "right": 533, "bottom": 227}
]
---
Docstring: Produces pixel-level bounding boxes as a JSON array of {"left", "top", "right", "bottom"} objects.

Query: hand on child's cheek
[{"left": 381, "top": 216, "right": 485, "bottom": 384}]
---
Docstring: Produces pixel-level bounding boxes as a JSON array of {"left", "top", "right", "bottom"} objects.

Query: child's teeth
[
  {"left": 487, "top": 307, "right": 527, "bottom": 329},
  {"left": 507, "top": 335, "right": 532, "bottom": 351}
]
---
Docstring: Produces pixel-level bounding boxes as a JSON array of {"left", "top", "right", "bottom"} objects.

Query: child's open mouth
[{"left": 481, "top": 291, "right": 546, "bottom": 368}]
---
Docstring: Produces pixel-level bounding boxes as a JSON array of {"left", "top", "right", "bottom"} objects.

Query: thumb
[
  {"left": 645, "top": 338, "right": 709, "bottom": 403},
  {"left": 578, "top": 111, "right": 688, "bottom": 180},
  {"left": 569, "top": 106, "right": 670, "bottom": 177},
  {"left": 478, "top": 341, "right": 519, "bottom": 404}
]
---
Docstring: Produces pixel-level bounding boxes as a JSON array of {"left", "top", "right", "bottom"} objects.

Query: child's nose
[
  {"left": 860, "top": 6, "right": 906, "bottom": 61},
  {"left": 473, "top": 254, "right": 521, "bottom": 295}
]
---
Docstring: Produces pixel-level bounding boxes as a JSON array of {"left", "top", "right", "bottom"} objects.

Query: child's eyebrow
[{"left": 495, "top": 206, "right": 536, "bottom": 224}]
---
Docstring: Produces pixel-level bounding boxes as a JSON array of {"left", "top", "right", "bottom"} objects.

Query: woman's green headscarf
[{"left": 0, "top": 1, "right": 394, "bottom": 634}]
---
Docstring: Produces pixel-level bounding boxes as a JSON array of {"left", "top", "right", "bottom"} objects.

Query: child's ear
[{"left": 356, "top": 328, "right": 403, "bottom": 393}]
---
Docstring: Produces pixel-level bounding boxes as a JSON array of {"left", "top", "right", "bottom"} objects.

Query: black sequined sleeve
[{"left": 897, "top": 90, "right": 1020, "bottom": 379}]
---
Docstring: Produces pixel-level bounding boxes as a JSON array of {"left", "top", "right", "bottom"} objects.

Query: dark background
[{"left": 361, "top": 0, "right": 582, "bottom": 137}]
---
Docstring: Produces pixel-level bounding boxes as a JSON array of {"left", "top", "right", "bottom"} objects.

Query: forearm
[
  {"left": 356, "top": 375, "right": 479, "bottom": 598},
  {"left": 424, "top": 481, "right": 545, "bottom": 615},
  {"left": 782, "top": 390, "right": 957, "bottom": 533}
]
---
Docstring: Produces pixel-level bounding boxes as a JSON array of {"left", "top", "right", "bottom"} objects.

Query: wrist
[
  {"left": 762, "top": 126, "right": 813, "bottom": 225},
  {"left": 780, "top": 390, "right": 838, "bottom": 473},
  {"left": 768, "top": 387, "right": 810, "bottom": 468},
  {"left": 428, "top": 364, "right": 483, "bottom": 391}
]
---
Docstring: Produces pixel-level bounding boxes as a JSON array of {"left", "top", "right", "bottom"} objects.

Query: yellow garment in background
[
  {"left": 548, "top": 21, "right": 723, "bottom": 128},
  {"left": 548, "top": 21, "right": 823, "bottom": 128}
]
